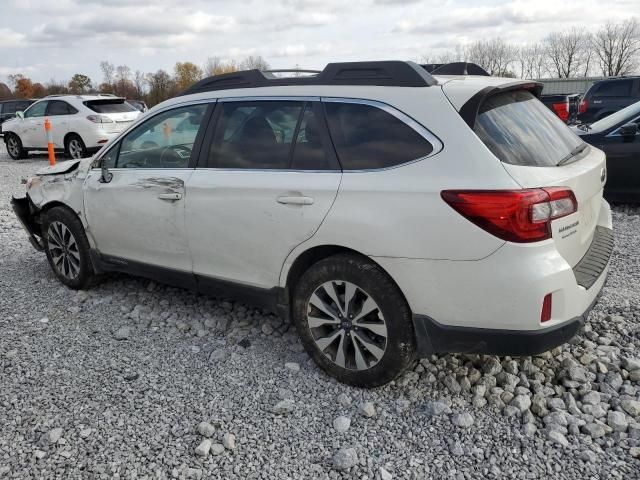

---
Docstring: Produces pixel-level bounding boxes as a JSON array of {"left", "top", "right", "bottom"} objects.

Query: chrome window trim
[
  {"left": 91, "top": 98, "right": 217, "bottom": 169},
  {"left": 219, "top": 96, "right": 320, "bottom": 103},
  {"left": 321, "top": 96, "right": 444, "bottom": 172}
]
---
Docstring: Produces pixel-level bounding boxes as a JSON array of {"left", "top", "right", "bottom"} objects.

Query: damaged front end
[
  {"left": 12, "top": 157, "right": 92, "bottom": 252},
  {"left": 11, "top": 195, "right": 44, "bottom": 251}
]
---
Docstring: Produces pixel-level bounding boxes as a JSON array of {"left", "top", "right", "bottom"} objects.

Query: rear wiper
[{"left": 557, "top": 143, "right": 588, "bottom": 166}]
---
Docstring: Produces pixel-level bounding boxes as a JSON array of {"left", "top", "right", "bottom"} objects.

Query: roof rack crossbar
[{"left": 179, "top": 61, "right": 437, "bottom": 96}]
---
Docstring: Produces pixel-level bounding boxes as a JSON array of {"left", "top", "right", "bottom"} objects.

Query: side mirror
[
  {"left": 100, "top": 160, "right": 113, "bottom": 183},
  {"left": 15, "top": 111, "right": 24, "bottom": 119},
  {"left": 620, "top": 123, "right": 638, "bottom": 136}
]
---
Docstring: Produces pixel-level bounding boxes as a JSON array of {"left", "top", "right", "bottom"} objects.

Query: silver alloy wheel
[
  {"left": 7, "top": 136, "right": 20, "bottom": 157},
  {"left": 68, "top": 138, "right": 83, "bottom": 159},
  {"left": 47, "top": 221, "right": 81, "bottom": 280},
  {"left": 306, "top": 280, "right": 388, "bottom": 371}
]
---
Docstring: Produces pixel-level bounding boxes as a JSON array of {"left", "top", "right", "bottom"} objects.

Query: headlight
[{"left": 26, "top": 176, "right": 42, "bottom": 190}]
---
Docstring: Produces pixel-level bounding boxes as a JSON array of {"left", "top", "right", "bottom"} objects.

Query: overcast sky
[{"left": 1, "top": 0, "right": 636, "bottom": 84}]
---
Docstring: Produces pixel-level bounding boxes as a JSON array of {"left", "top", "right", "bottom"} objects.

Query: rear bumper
[
  {"left": 11, "top": 195, "right": 44, "bottom": 251},
  {"left": 413, "top": 292, "right": 600, "bottom": 356}
]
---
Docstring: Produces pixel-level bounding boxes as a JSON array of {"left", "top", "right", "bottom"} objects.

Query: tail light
[
  {"left": 86, "top": 115, "right": 115, "bottom": 123},
  {"left": 578, "top": 99, "right": 588, "bottom": 114},
  {"left": 541, "top": 293, "right": 552, "bottom": 322},
  {"left": 441, "top": 188, "right": 577, "bottom": 243},
  {"left": 551, "top": 101, "right": 569, "bottom": 122}
]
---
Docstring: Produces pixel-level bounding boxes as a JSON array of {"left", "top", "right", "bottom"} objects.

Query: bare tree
[
  {"left": 465, "top": 38, "right": 517, "bottom": 76},
  {"left": 239, "top": 55, "right": 270, "bottom": 71},
  {"left": 145, "top": 70, "right": 176, "bottom": 106},
  {"left": 516, "top": 43, "right": 548, "bottom": 79},
  {"left": 203, "top": 56, "right": 239, "bottom": 76},
  {"left": 134, "top": 70, "right": 146, "bottom": 98},
  {"left": 544, "top": 29, "right": 591, "bottom": 78},
  {"left": 592, "top": 18, "right": 640, "bottom": 76},
  {"left": 100, "top": 61, "right": 115, "bottom": 86}
]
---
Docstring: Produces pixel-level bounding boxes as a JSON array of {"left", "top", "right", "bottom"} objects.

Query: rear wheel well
[
  {"left": 63, "top": 132, "right": 81, "bottom": 147},
  {"left": 284, "top": 245, "right": 411, "bottom": 313}
]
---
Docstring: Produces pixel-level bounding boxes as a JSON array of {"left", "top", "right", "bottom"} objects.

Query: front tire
[
  {"left": 42, "top": 207, "right": 95, "bottom": 289},
  {"left": 293, "top": 254, "right": 416, "bottom": 387},
  {"left": 65, "top": 134, "right": 87, "bottom": 159},
  {"left": 5, "top": 133, "right": 27, "bottom": 160}
]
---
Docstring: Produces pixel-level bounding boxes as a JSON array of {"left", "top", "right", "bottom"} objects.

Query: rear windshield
[
  {"left": 84, "top": 99, "right": 137, "bottom": 114},
  {"left": 474, "top": 90, "right": 584, "bottom": 167}
]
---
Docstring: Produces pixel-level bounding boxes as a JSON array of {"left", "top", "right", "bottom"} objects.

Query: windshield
[
  {"left": 474, "top": 90, "right": 584, "bottom": 167},
  {"left": 84, "top": 99, "right": 137, "bottom": 114},
  {"left": 587, "top": 100, "right": 640, "bottom": 132}
]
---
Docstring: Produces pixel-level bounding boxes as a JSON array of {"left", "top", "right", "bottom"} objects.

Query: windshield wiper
[{"left": 557, "top": 143, "right": 588, "bottom": 166}]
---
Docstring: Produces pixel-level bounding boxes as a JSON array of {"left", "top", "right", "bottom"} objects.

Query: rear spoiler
[{"left": 459, "top": 81, "right": 544, "bottom": 129}]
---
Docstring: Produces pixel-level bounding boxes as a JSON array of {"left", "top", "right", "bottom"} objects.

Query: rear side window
[
  {"left": 47, "top": 100, "right": 78, "bottom": 116},
  {"left": 473, "top": 90, "right": 583, "bottom": 167},
  {"left": 84, "top": 99, "right": 138, "bottom": 114},
  {"left": 324, "top": 102, "right": 433, "bottom": 170},
  {"left": 594, "top": 80, "right": 632, "bottom": 97}
]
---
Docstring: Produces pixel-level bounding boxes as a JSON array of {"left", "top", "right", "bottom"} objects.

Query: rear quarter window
[
  {"left": 324, "top": 102, "right": 433, "bottom": 170},
  {"left": 594, "top": 80, "right": 632, "bottom": 97},
  {"left": 473, "top": 90, "right": 584, "bottom": 167}
]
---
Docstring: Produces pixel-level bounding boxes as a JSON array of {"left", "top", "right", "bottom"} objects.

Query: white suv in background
[
  {"left": 2, "top": 94, "right": 140, "bottom": 160},
  {"left": 11, "top": 61, "right": 613, "bottom": 387}
]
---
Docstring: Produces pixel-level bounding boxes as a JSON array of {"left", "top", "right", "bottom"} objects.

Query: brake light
[
  {"left": 551, "top": 101, "right": 569, "bottom": 122},
  {"left": 86, "top": 115, "right": 114, "bottom": 124},
  {"left": 541, "top": 293, "right": 552, "bottom": 322},
  {"left": 578, "top": 99, "right": 588, "bottom": 114},
  {"left": 441, "top": 188, "right": 577, "bottom": 243}
]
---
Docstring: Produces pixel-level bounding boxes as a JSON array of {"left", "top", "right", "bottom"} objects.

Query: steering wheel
[{"left": 159, "top": 144, "right": 192, "bottom": 167}]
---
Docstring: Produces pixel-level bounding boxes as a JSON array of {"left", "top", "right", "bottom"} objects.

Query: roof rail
[
  {"left": 421, "top": 62, "right": 490, "bottom": 76},
  {"left": 263, "top": 69, "right": 322, "bottom": 76},
  {"left": 179, "top": 61, "right": 437, "bottom": 96}
]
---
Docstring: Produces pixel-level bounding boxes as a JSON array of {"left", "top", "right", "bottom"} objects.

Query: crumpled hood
[{"left": 37, "top": 158, "right": 92, "bottom": 176}]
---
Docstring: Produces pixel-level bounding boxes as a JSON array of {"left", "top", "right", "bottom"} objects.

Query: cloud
[
  {"left": 273, "top": 43, "right": 333, "bottom": 57},
  {"left": 0, "top": 28, "right": 28, "bottom": 48}
]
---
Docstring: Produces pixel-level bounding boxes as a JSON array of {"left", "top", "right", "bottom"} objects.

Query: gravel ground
[{"left": 1, "top": 142, "right": 640, "bottom": 479}]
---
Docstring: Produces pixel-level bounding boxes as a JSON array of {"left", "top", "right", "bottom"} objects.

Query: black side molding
[{"left": 90, "top": 250, "right": 289, "bottom": 319}]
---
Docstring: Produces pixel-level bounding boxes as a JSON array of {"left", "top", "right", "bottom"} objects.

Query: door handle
[
  {"left": 277, "top": 195, "right": 314, "bottom": 205},
  {"left": 157, "top": 192, "right": 182, "bottom": 201}
]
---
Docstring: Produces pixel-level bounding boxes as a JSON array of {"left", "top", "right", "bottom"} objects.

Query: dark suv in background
[
  {"left": 578, "top": 77, "right": 640, "bottom": 124},
  {"left": 0, "top": 99, "right": 35, "bottom": 135}
]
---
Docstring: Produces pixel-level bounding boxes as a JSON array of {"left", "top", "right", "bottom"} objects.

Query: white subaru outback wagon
[{"left": 12, "top": 61, "right": 613, "bottom": 387}]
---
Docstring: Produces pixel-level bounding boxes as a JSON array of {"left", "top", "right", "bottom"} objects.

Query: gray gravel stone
[
  {"left": 547, "top": 430, "right": 569, "bottom": 447},
  {"left": 451, "top": 412, "right": 474, "bottom": 428},
  {"left": 222, "top": 433, "right": 236, "bottom": 450},
  {"left": 197, "top": 422, "right": 215, "bottom": 438},
  {"left": 113, "top": 326, "right": 131, "bottom": 340},
  {"left": 621, "top": 399, "right": 640, "bottom": 417},
  {"left": 273, "top": 399, "right": 295, "bottom": 414},
  {"left": 333, "top": 447, "right": 358, "bottom": 471},
  {"left": 333, "top": 416, "right": 351, "bottom": 433},
  {"left": 195, "top": 439, "right": 211, "bottom": 457},
  {"left": 607, "top": 411, "right": 628, "bottom": 432},
  {"left": 358, "top": 402, "right": 376, "bottom": 418}
]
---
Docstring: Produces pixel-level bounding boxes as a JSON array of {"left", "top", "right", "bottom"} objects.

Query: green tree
[{"left": 68, "top": 74, "right": 92, "bottom": 94}]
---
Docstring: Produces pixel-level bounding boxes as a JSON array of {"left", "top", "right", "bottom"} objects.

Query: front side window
[
  {"left": 474, "top": 90, "right": 584, "bottom": 167},
  {"left": 208, "top": 101, "right": 303, "bottom": 169},
  {"left": 24, "top": 101, "right": 48, "bottom": 118},
  {"left": 324, "top": 102, "right": 433, "bottom": 170},
  {"left": 114, "top": 104, "right": 208, "bottom": 169}
]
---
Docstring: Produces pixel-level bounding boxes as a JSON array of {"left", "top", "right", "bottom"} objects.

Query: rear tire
[
  {"left": 65, "top": 134, "right": 87, "bottom": 159},
  {"left": 42, "top": 207, "right": 95, "bottom": 289},
  {"left": 292, "top": 253, "right": 416, "bottom": 387},
  {"left": 5, "top": 133, "right": 27, "bottom": 160}
]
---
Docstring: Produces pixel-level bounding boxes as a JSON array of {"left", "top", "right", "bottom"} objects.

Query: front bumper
[{"left": 11, "top": 196, "right": 44, "bottom": 251}]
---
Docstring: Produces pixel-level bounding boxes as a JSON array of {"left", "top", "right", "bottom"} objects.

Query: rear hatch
[
  {"left": 462, "top": 87, "right": 606, "bottom": 267},
  {"left": 84, "top": 98, "right": 140, "bottom": 133}
]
